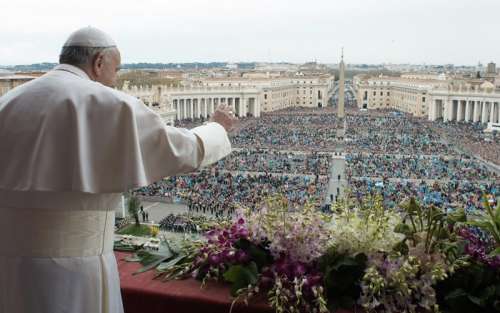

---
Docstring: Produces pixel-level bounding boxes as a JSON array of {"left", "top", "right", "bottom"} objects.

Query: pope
[{"left": 0, "top": 26, "right": 235, "bottom": 313}]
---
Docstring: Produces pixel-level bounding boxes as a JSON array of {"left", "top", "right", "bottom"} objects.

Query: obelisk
[{"left": 338, "top": 48, "right": 345, "bottom": 118}]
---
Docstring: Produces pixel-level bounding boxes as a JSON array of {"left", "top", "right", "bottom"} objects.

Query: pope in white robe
[{"left": 0, "top": 27, "right": 234, "bottom": 313}]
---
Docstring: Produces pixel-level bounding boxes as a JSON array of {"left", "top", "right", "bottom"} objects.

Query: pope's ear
[{"left": 92, "top": 52, "right": 106, "bottom": 76}]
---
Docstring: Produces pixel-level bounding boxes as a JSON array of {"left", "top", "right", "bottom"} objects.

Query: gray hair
[{"left": 59, "top": 46, "right": 111, "bottom": 66}]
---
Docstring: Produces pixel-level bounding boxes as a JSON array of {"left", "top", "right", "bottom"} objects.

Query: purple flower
[
  {"left": 293, "top": 263, "right": 306, "bottom": 276},
  {"left": 208, "top": 254, "right": 221, "bottom": 265},
  {"left": 235, "top": 250, "right": 249, "bottom": 263},
  {"left": 237, "top": 228, "right": 249, "bottom": 238},
  {"left": 459, "top": 226, "right": 499, "bottom": 269},
  {"left": 221, "top": 249, "right": 235, "bottom": 262}
]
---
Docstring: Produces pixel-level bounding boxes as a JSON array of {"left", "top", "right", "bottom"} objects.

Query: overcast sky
[{"left": 1, "top": 0, "right": 498, "bottom": 66}]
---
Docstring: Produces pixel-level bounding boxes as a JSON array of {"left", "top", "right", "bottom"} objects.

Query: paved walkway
[
  {"left": 324, "top": 129, "right": 348, "bottom": 205},
  {"left": 140, "top": 202, "right": 188, "bottom": 224}
]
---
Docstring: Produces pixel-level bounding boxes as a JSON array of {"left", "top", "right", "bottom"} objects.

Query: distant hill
[
  {"left": 0, "top": 63, "right": 58, "bottom": 72},
  {"left": 0, "top": 62, "right": 257, "bottom": 72}
]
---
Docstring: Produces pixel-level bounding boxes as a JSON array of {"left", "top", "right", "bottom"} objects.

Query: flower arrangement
[
  {"left": 328, "top": 196, "right": 404, "bottom": 255},
  {"left": 125, "top": 196, "right": 500, "bottom": 313}
]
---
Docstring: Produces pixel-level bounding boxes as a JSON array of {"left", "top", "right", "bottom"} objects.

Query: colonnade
[
  {"left": 429, "top": 98, "right": 500, "bottom": 124},
  {"left": 173, "top": 96, "right": 260, "bottom": 120}
]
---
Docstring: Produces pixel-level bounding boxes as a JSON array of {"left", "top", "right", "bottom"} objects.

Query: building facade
[
  {"left": 121, "top": 73, "right": 335, "bottom": 121},
  {"left": 354, "top": 74, "right": 500, "bottom": 124},
  {"left": 354, "top": 76, "right": 442, "bottom": 117},
  {"left": 201, "top": 75, "right": 334, "bottom": 113},
  {"left": 121, "top": 83, "right": 261, "bottom": 122},
  {"left": 0, "top": 75, "right": 37, "bottom": 97},
  {"left": 428, "top": 81, "right": 500, "bottom": 124}
]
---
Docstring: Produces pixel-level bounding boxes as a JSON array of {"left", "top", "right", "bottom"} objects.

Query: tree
[{"left": 127, "top": 194, "right": 141, "bottom": 226}]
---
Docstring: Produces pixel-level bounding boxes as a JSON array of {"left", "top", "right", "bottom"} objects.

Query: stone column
[
  {"left": 191, "top": 99, "right": 196, "bottom": 119},
  {"left": 201, "top": 98, "right": 207, "bottom": 118},
  {"left": 473, "top": 101, "right": 480, "bottom": 122},
  {"left": 461, "top": 100, "right": 467, "bottom": 121},
  {"left": 194, "top": 98, "right": 200, "bottom": 119},
  {"left": 457, "top": 100, "right": 464, "bottom": 121},
  {"left": 497, "top": 102, "right": 500, "bottom": 124},
  {"left": 489, "top": 102, "right": 495, "bottom": 123},
  {"left": 452, "top": 100, "right": 459, "bottom": 121},
  {"left": 239, "top": 97, "right": 244, "bottom": 117},
  {"left": 173, "top": 99, "right": 178, "bottom": 120},
  {"left": 191, "top": 99, "right": 195, "bottom": 119},
  {"left": 465, "top": 100, "right": 471, "bottom": 122},
  {"left": 428, "top": 99, "right": 435, "bottom": 121},
  {"left": 255, "top": 97, "right": 261, "bottom": 117},
  {"left": 182, "top": 99, "right": 187, "bottom": 120},
  {"left": 481, "top": 101, "right": 488, "bottom": 124},
  {"left": 443, "top": 99, "right": 450, "bottom": 122}
]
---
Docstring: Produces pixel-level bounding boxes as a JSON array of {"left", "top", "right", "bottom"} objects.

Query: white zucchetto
[{"left": 63, "top": 26, "right": 117, "bottom": 48}]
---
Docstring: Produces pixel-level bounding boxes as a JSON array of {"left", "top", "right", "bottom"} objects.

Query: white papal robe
[{"left": 0, "top": 64, "right": 232, "bottom": 313}]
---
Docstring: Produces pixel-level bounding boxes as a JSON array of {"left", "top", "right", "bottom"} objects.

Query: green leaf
[
  {"left": 488, "top": 247, "right": 500, "bottom": 257},
  {"left": 132, "top": 249, "right": 174, "bottom": 275},
  {"left": 321, "top": 253, "right": 367, "bottom": 310},
  {"left": 235, "top": 239, "right": 272, "bottom": 269},
  {"left": 124, "top": 255, "right": 142, "bottom": 262},
  {"left": 156, "top": 255, "right": 186, "bottom": 272},
  {"left": 393, "top": 240, "right": 409, "bottom": 255},
  {"left": 448, "top": 207, "right": 467, "bottom": 223},
  {"left": 394, "top": 223, "right": 412, "bottom": 236},
  {"left": 444, "top": 288, "right": 467, "bottom": 301},
  {"left": 223, "top": 262, "right": 259, "bottom": 296},
  {"left": 134, "top": 255, "right": 171, "bottom": 274},
  {"left": 494, "top": 204, "right": 500, "bottom": 220},
  {"left": 467, "top": 295, "right": 484, "bottom": 307},
  {"left": 234, "top": 238, "right": 251, "bottom": 250},
  {"left": 331, "top": 257, "right": 359, "bottom": 270}
]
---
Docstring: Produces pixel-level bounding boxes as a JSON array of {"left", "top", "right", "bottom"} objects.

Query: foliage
[
  {"left": 360, "top": 252, "right": 447, "bottom": 313},
  {"left": 435, "top": 222, "right": 500, "bottom": 313},
  {"left": 318, "top": 248, "right": 367, "bottom": 310},
  {"left": 116, "top": 224, "right": 152, "bottom": 237},
  {"left": 394, "top": 197, "right": 451, "bottom": 256},
  {"left": 468, "top": 200, "right": 500, "bottom": 247},
  {"left": 435, "top": 260, "right": 500, "bottom": 313},
  {"left": 127, "top": 194, "right": 141, "bottom": 226}
]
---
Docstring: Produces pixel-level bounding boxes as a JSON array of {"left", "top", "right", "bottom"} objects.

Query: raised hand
[{"left": 209, "top": 105, "right": 238, "bottom": 132}]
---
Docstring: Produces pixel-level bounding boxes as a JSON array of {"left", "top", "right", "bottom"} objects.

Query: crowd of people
[
  {"left": 135, "top": 170, "right": 327, "bottom": 218},
  {"left": 348, "top": 178, "right": 498, "bottom": 213},
  {"left": 230, "top": 113, "right": 342, "bottom": 151},
  {"left": 134, "top": 106, "right": 498, "bottom": 222},
  {"left": 216, "top": 149, "right": 331, "bottom": 176},
  {"left": 430, "top": 121, "right": 500, "bottom": 165},
  {"left": 345, "top": 115, "right": 454, "bottom": 155},
  {"left": 343, "top": 114, "right": 498, "bottom": 212},
  {"left": 158, "top": 213, "right": 213, "bottom": 233},
  {"left": 346, "top": 153, "right": 498, "bottom": 181}
]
